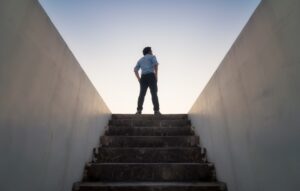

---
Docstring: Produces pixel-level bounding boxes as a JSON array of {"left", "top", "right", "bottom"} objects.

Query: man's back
[{"left": 135, "top": 54, "right": 158, "bottom": 75}]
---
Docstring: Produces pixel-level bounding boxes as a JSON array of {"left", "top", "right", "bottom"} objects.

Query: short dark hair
[{"left": 143, "top": 47, "right": 152, "bottom": 55}]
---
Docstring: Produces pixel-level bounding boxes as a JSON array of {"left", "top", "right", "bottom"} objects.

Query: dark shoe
[
  {"left": 136, "top": 111, "right": 142, "bottom": 115},
  {"left": 154, "top": 111, "right": 161, "bottom": 115}
]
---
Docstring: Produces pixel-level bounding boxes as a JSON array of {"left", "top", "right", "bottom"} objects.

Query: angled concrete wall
[
  {"left": 189, "top": 0, "right": 300, "bottom": 191},
  {"left": 0, "top": 0, "right": 111, "bottom": 191}
]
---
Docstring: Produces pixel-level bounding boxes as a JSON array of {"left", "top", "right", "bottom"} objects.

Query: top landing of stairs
[{"left": 112, "top": 114, "right": 188, "bottom": 120}]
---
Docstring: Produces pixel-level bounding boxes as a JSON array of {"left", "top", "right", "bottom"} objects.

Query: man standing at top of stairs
[{"left": 134, "top": 47, "right": 161, "bottom": 115}]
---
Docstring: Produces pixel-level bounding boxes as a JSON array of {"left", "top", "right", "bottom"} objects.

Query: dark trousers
[{"left": 137, "top": 73, "right": 160, "bottom": 112}]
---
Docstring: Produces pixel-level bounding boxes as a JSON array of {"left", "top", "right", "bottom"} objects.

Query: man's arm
[
  {"left": 134, "top": 70, "right": 140, "bottom": 82},
  {"left": 152, "top": 56, "right": 159, "bottom": 81},
  {"left": 154, "top": 64, "right": 158, "bottom": 80},
  {"left": 134, "top": 62, "right": 141, "bottom": 82}
]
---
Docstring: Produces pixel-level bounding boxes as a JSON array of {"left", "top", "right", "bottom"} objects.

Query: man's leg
[
  {"left": 149, "top": 74, "right": 160, "bottom": 112},
  {"left": 137, "top": 77, "right": 148, "bottom": 112}
]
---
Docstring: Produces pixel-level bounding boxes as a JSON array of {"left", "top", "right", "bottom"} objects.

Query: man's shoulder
[
  {"left": 144, "top": 55, "right": 157, "bottom": 61},
  {"left": 139, "top": 55, "right": 150, "bottom": 62},
  {"left": 137, "top": 56, "right": 144, "bottom": 63},
  {"left": 145, "top": 54, "right": 156, "bottom": 58},
  {"left": 139, "top": 55, "right": 157, "bottom": 64}
]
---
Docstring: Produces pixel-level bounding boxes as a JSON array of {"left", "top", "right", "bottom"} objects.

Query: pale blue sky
[{"left": 39, "top": 0, "right": 260, "bottom": 114}]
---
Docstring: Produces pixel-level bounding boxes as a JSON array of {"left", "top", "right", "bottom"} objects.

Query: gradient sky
[{"left": 39, "top": 0, "right": 260, "bottom": 114}]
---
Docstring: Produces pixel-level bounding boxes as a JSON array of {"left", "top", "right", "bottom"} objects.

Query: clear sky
[{"left": 39, "top": 0, "right": 260, "bottom": 114}]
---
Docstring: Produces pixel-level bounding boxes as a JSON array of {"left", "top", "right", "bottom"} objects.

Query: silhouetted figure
[{"left": 134, "top": 47, "right": 161, "bottom": 115}]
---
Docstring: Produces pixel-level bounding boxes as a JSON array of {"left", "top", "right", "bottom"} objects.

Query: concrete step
[
  {"left": 85, "top": 163, "right": 215, "bottom": 182},
  {"left": 106, "top": 126, "right": 194, "bottom": 136},
  {"left": 100, "top": 136, "right": 199, "bottom": 147},
  {"left": 108, "top": 119, "right": 191, "bottom": 127},
  {"left": 111, "top": 114, "right": 188, "bottom": 120},
  {"left": 73, "top": 182, "right": 227, "bottom": 191},
  {"left": 95, "top": 147, "right": 204, "bottom": 163}
]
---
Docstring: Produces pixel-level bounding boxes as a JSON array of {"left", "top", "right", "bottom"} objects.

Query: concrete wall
[
  {"left": 0, "top": 0, "right": 111, "bottom": 191},
  {"left": 189, "top": 0, "right": 300, "bottom": 191}
]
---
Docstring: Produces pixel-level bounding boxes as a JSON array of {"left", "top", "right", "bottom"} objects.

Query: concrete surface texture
[
  {"left": 0, "top": 0, "right": 111, "bottom": 191},
  {"left": 73, "top": 114, "right": 227, "bottom": 191},
  {"left": 189, "top": 0, "right": 300, "bottom": 191}
]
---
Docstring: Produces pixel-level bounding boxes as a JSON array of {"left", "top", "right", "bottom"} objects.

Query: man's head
[{"left": 143, "top": 47, "right": 152, "bottom": 55}]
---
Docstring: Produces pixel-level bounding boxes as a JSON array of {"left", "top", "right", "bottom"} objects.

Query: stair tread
[
  {"left": 107, "top": 126, "right": 192, "bottom": 129},
  {"left": 97, "top": 147, "right": 202, "bottom": 149},
  {"left": 102, "top": 135, "right": 197, "bottom": 137},
  {"left": 101, "top": 136, "right": 199, "bottom": 147},
  {"left": 76, "top": 181, "right": 225, "bottom": 186},
  {"left": 110, "top": 119, "right": 189, "bottom": 121},
  {"left": 90, "top": 163, "right": 211, "bottom": 165},
  {"left": 109, "top": 119, "right": 191, "bottom": 127},
  {"left": 86, "top": 163, "right": 215, "bottom": 182},
  {"left": 112, "top": 114, "right": 188, "bottom": 119},
  {"left": 108, "top": 125, "right": 191, "bottom": 127},
  {"left": 95, "top": 147, "right": 204, "bottom": 163},
  {"left": 99, "top": 147, "right": 199, "bottom": 148},
  {"left": 74, "top": 182, "right": 226, "bottom": 191}
]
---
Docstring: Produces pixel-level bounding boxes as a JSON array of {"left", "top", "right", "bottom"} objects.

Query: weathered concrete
[
  {"left": 107, "top": 126, "right": 194, "bottom": 136},
  {"left": 111, "top": 114, "right": 188, "bottom": 120},
  {"left": 74, "top": 182, "right": 227, "bottom": 191},
  {"left": 0, "top": 0, "right": 111, "bottom": 191},
  {"left": 189, "top": 1, "right": 300, "bottom": 191},
  {"left": 75, "top": 114, "right": 226, "bottom": 191},
  {"left": 100, "top": 135, "right": 199, "bottom": 147},
  {"left": 95, "top": 147, "right": 204, "bottom": 163},
  {"left": 109, "top": 119, "right": 191, "bottom": 127},
  {"left": 86, "top": 163, "right": 214, "bottom": 182}
]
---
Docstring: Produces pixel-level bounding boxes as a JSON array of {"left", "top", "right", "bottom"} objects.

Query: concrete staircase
[{"left": 73, "top": 114, "right": 227, "bottom": 191}]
